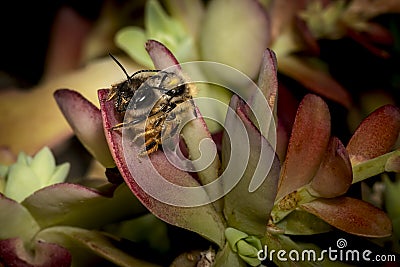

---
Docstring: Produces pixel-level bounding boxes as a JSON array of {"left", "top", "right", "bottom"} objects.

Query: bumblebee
[{"left": 107, "top": 54, "right": 197, "bottom": 156}]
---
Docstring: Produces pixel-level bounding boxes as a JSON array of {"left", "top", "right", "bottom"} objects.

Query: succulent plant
[
  {"left": 1, "top": 1, "right": 400, "bottom": 266},
  {"left": 41, "top": 40, "right": 399, "bottom": 266}
]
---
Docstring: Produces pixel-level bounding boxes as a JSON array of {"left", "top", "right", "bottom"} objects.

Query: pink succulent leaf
[
  {"left": 21, "top": 183, "right": 146, "bottom": 229},
  {"left": 256, "top": 49, "right": 278, "bottom": 116},
  {"left": 346, "top": 104, "right": 400, "bottom": 165},
  {"left": 54, "top": 89, "right": 115, "bottom": 168},
  {"left": 309, "top": 137, "right": 352, "bottom": 198},
  {"left": 145, "top": 39, "right": 221, "bottom": 196},
  {"left": 276, "top": 94, "right": 331, "bottom": 200},
  {"left": 278, "top": 55, "right": 352, "bottom": 108},
  {"left": 145, "top": 39, "right": 180, "bottom": 69},
  {"left": 221, "top": 95, "right": 280, "bottom": 236},
  {"left": 300, "top": 197, "right": 392, "bottom": 238},
  {"left": 0, "top": 195, "right": 40, "bottom": 242},
  {"left": 36, "top": 226, "right": 161, "bottom": 267},
  {"left": 98, "top": 89, "right": 225, "bottom": 247},
  {"left": 251, "top": 49, "right": 279, "bottom": 142},
  {"left": 0, "top": 237, "right": 71, "bottom": 267}
]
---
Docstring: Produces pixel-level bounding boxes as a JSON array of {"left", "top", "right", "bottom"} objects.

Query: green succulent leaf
[
  {"left": 225, "top": 228, "right": 262, "bottom": 266},
  {"left": 115, "top": 27, "right": 151, "bottom": 67},
  {"left": 22, "top": 183, "right": 146, "bottom": 229},
  {"left": 146, "top": 0, "right": 196, "bottom": 62},
  {"left": 384, "top": 176, "right": 400, "bottom": 219},
  {"left": 384, "top": 176, "right": 400, "bottom": 238},
  {"left": 115, "top": 0, "right": 196, "bottom": 68},
  {"left": 103, "top": 213, "right": 170, "bottom": 253},
  {"left": 146, "top": 0, "right": 181, "bottom": 38},
  {"left": 48, "top": 163, "right": 71, "bottom": 184},
  {"left": 214, "top": 242, "right": 247, "bottom": 267},
  {"left": 36, "top": 226, "right": 161, "bottom": 267},
  {"left": 16, "top": 152, "right": 31, "bottom": 165},
  {"left": 352, "top": 149, "right": 400, "bottom": 183},
  {"left": 0, "top": 195, "right": 40, "bottom": 242},
  {"left": 30, "top": 147, "right": 56, "bottom": 181},
  {"left": 222, "top": 95, "right": 280, "bottom": 236},
  {"left": 4, "top": 163, "right": 39, "bottom": 202},
  {"left": 164, "top": 0, "right": 205, "bottom": 38},
  {"left": 2, "top": 147, "right": 70, "bottom": 202},
  {"left": 200, "top": 0, "right": 270, "bottom": 80},
  {"left": 274, "top": 210, "right": 332, "bottom": 235}
]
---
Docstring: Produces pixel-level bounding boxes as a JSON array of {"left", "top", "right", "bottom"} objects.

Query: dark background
[{"left": 0, "top": 0, "right": 104, "bottom": 87}]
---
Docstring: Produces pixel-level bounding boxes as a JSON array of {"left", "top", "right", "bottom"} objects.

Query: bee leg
[
  {"left": 132, "top": 124, "right": 161, "bottom": 143},
  {"left": 111, "top": 116, "right": 147, "bottom": 130},
  {"left": 106, "top": 90, "right": 117, "bottom": 101},
  {"left": 139, "top": 137, "right": 160, "bottom": 157},
  {"left": 163, "top": 102, "right": 177, "bottom": 113},
  {"left": 132, "top": 130, "right": 146, "bottom": 143},
  {"left": 111, "top": 122, "right": 125, "bottom": 130},
  {"left": 145, "top": 140, "right": 159, "bottom": 155}
]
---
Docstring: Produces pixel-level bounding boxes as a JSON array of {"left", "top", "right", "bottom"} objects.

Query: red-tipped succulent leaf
[
  {"left": 347, "top": 104, "right": 400, "bottom": 165},
  {"left": 276, "top": 94, "right": 331, "bottom": 200},
  {"left": 301, "top": 197, "right": 392, "bottom": 238},
  {"left": 309, "top": 137, "right": 352, "bottom": 198},
  {"left": 0, "top": 238, "right": 71, "bottom": 267},
  {"left": 54, "top": 89, "right": 115, "bottom": 167}
]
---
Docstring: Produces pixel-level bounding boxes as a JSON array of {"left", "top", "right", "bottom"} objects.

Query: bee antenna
[{"left": 109, "top": 53, "right": 131, "bottom": 81}]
